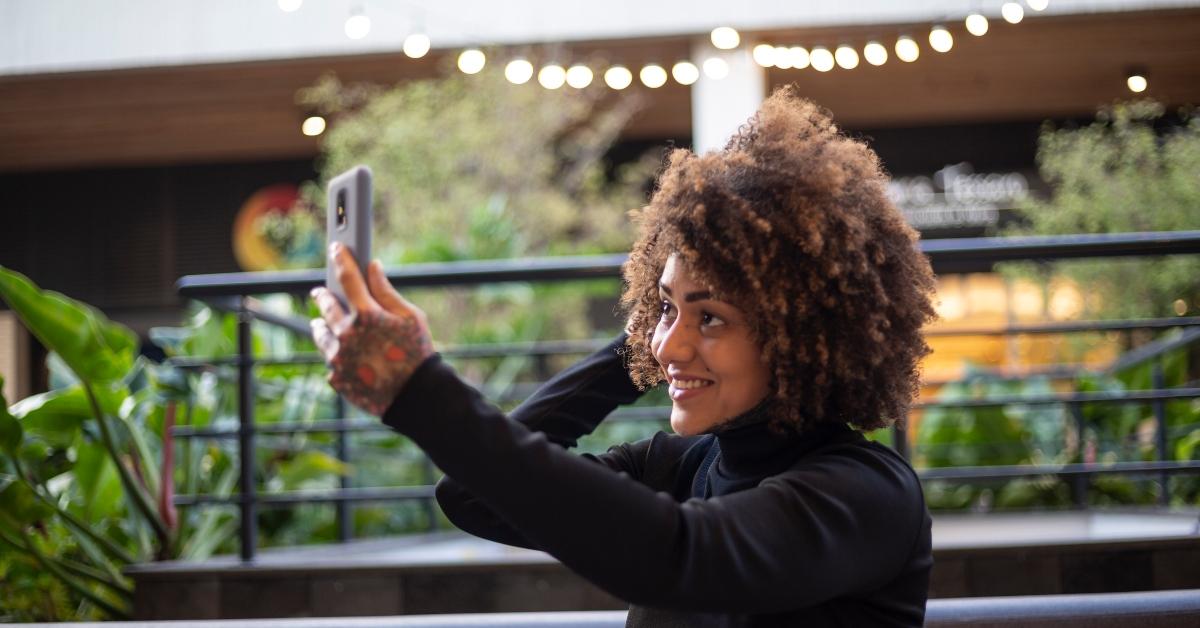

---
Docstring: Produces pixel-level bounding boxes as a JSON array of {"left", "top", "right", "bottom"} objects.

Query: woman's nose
[{"left": 653, "top": 318, "right": 698, "bottom": 366}]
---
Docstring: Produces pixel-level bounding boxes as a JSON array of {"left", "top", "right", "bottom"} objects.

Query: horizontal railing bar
[
  {"left": 924, "top": 316, "right": 1200, "bottom": 337},
  {"left": 918, "top": 460, "right": 1200, "bottom": 480},
  {"left": 174, "top": 485, "right": 437, "bottom": 507},
  {"left": 913, "top": 387, "right": 1200, "bottom": 409},
  {"left": 176, "top": 231, "right": 1200, "bottom": 299}
]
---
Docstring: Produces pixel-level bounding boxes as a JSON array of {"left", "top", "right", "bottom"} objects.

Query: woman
[{"left": 310, "top": 86, "right": 938, "bottom": 626}]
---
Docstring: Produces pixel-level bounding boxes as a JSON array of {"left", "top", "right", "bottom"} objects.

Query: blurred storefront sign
[{"left": 889, "top": 162, "right": 1030, "bottom": 231}]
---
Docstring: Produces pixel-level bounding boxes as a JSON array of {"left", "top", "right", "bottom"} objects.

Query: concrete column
[{"left": 690, "top": 39, "right": 766, "bottom": 154}]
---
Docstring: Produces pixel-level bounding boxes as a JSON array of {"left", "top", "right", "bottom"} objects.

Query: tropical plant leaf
[
  {"left": 0, "top": 267, "right": 137, "bottom": 384},
  {"left": 0, "top": 378, "right": 22, "bottom": 457}
]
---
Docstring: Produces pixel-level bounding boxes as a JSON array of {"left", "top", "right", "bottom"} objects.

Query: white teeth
[{"left": 672, "top": 379, "right": 713, "bottom": 390}]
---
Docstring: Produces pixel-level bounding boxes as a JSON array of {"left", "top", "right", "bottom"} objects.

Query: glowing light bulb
[
  {"left": 504, "top": 59, "right": 533, "bottom": 85},
  {"left": 458, "top": 49, "right": 486, "bottom": 74},
  {"left": 863, "top": 41, "right": 888, "bottom": 66},
  {"left": 711, "top": 27, "right": 740, "bottom": 50},
  {"left": 895, "top": 36, "right": 920, "bottom": 62},
  {"left": 752, "top": 44, "right": 776, "bottom": 67},
  {"left": 403, "top": 33, "right": 431, "bottom": 58},
  {"left": 965, "top": 13, "right": 989, "bottom": 36},
  {"left": 788, "top": 46, "right": 810, "bottom": 69},
  {"left": 538, "top": 64, "right": 566, "bottom": 89},
  {"left": 566, "top": 64, "right": 593, "bottom": 88},
  {"left": 301, "top": 116, "right": 326, "bottom": 137},
  {"left": 1002, "top": 2, "right": 1025, "bottom": 23},
  {"left": 639, "top": 64, "right": 668, "bottom": 88},
  {"left": 671, "top": 61, "right": 700, "bottom": 85},
  {"left": 702, "top": 57, "right": 729, "bottom": 79},
  {"left": 604, "top": 65, "right": 633, "bottom": 89},
  {"left": 834, "top": 45, "right": 859, "bottom": 69},
  {"left": 345, "top": 13, "right": 371, "bottom": 39},
  {"left": 1027, "top": 0, "right": 1049, "bottom": 11},
  {"left": 278, "top": 0, "right": 302, "bottom": 12},
  {"left": 1127, "top": 74, "right": 1148, "bottom": 93},
  {"left": 929, "top": 25, "right": 953, "bottom": 53},
  {"left": 810, "top": 47, "right": 834, "bottom": 72}
]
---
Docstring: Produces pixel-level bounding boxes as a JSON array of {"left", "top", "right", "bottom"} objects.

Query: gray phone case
[{"left": 326, "top": 165, "right": 373, "bottom": 307}]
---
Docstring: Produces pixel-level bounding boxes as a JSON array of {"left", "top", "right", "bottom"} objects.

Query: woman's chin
[{"left": 670, "top": 410, "right": 714, "bottom": 437}]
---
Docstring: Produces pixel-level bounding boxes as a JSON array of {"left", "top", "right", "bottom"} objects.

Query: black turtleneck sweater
[{"left": 382, "top": 335, "right": 932, "bottom": 627}]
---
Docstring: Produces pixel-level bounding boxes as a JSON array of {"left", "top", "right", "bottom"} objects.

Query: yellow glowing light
[
  {"left": 301, "top": 116, "right": 326, "bottom": 137},
  {"left": 639, "top": 64, "right": 668, "bottom": 88},
  {"left": 403, "top": 33, "right": 431, "bottom": 58},
  {"left": 1002, "top": 2, "right": 1025, "bottom": 24},
  {"left": 834, "top": 45, "right": 859, "bottom": 69},
  {"left": 458, "top": 49, "right": 486, "bottom": 74},
  {"left": 1127, "top": 74, "right": 1148, "bottom": 93},
  {"left": 703, "top": 57, "right": 730, "bottom": 79},
  {"left": 788, "top": 46, "right": 810, "bottom": 69},
  {"left": 344, "top": 14, "right": 370, "bottom": 39},
  {"left": 604, "top": 65, "right": 633, "bottom": 89},
  {"left": 929, "top": 25, "right": 953, "bottom": 53},
  {"left": 711, "top": 26, "right": 740, "bottom": 50},
  {"left": 965, "top": 13, "right": 989, "bottom": 36},
  {"left": 504, "top": 59, "right": 533, "bottom": 84},
  {"left": 752, "top": 44, "right": 776, "bottom": 67},
  {"left": 1027, "top": 0, "right": 1049, "bottom": 11},
  {"left": 566, "top": 64, "right": 593, "bottom": 88},
  {"left": 810, "top": 47, "right": 834, "bottom": 72},
  {"left": 671, "top": 61, "right": 700, "bottom": 85},
  {"left": 863, "top": 42, "right": 888, "bottom": 66},
  {"left": 538, "top": 64, "right": 566, "bottom": 89},
  {"left": 895, "top": 36, "right": 920, "bottom": 62}
]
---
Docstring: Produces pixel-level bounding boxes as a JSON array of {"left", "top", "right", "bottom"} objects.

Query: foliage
[
  {"left": 1004, "top": 100, "right": 1200, "bottom": 319},
  {"left": 916, "top": 333, "right": 1200, "bottom": 511}
]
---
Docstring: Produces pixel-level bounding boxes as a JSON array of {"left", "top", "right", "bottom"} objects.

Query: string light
[
  {"left": 458, "top": 49, "right": 486, "bottom": 74},
  {"left": 895, "top": 35, "right": 920, "bottom": 62},
  {"left": 278, "top": 0, "right": 302, "bottom": 13},
  {"left": 965, "top": 13, "right": 989, "bottom": 36},
  {"left": 1026, "top": 0, "right": 1049, "bottom": 11},
  {"left": 639, "top": 64, "right": 668, "bottom": 88},
  {"left": 344, "top": 8, "right": 371, "bottom": 40},
  {"left": 834, "top": 45, "right": 860, "bottom": 70},
  {"left": 711, "top": 27, "right": 740, "bottom": 50},
  {"left": 929, "top": 25, "right": 953, "bottom": 53},
  {"left": 810, "top": 47, "right": 835, "bottom": 72},
  {"left": 604, "top": 65, "right": 633, "bottom": 89},
  {"left": 538, "top": 64, "right": 566, "bottom": 89},
  {"left": 789, "top": 46, "right": 811, "bottom": 69},
  {"left": 703, "top": 57, "right": 730, "bottom": 79},
  {"left": 773, "top": 46, "right": 793, "bottom": 69},
  {"left": 863, "top": 41, "right": 888, "bottom": 66},
  {"left": 504, "top": 59, "right": 533, "bottom": 84},
  {"left": 1002, "top": 2, "right": 1025, "bottom": 23},
  {"left": 301, "top": 116, "right": 326, "bottom": 137},
  {"left": 565, "top": 64, "right": 593, "bottom": 88},
  {"left": 672, "top": 61, "right": 700, "bottom": 85},
  {"left": 1126, "top": 71, "right": 1148, "bottom": 93},
  {"left": 752, "top": 44, "right": 777, "bottom": 68},
  {"left": 403, "top": 33, "right": 431, "bottom": 58}
]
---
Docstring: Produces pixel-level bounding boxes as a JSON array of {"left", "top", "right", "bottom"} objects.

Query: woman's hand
[{"left": 310, "top": 243, "right": 435, "bottom": 415}]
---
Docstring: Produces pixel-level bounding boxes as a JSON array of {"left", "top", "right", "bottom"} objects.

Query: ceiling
[{"left": 1, "top": 8, "right": 1197, "bottom": 173}]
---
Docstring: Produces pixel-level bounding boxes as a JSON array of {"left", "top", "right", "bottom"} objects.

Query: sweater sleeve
[
  {"left": 431, "top": 334, "right": 646, "bottom": 548},
  {"left": 385, "top": 356, "right": 927, "bottom": 613}
]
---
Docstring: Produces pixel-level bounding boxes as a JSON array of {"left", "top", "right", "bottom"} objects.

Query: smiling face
[{"left": 651, "top": 255, "right": 773, "bottom": 436}]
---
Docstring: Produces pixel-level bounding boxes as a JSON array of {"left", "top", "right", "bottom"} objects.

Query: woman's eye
[
  {"left": 701, "top": 311, "right": 726, "bottom": 327},
  {"left": 659, "top": 300, "right": 675, "bottom": 319}
]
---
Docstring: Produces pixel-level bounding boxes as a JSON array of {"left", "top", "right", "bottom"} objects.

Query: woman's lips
[{"left": 669, "top": 379, "right": 714, "bottom": 401}]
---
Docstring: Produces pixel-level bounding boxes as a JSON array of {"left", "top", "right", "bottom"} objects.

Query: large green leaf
[
  {"left": 0, "top": 473, "right": 54, "bottom": 528},
  {"left": 0, "top": 267, "right": 137, "bottom": 384},
  {"left": 9, "top": 384, "right": 124, "bottom": 449}
]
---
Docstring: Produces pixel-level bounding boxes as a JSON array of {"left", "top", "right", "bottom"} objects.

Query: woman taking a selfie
[{"left": 310, "top": 86, "right": 938, "bottom": 627}]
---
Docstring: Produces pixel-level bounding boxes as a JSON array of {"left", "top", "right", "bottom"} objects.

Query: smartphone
[{"left": 326, "top": 165, "right": 373, "bottom": 307}]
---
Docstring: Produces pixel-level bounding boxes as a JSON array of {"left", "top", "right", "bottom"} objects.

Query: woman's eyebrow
[{"left": 659, "top": 283, "right": 713, "bottom": 302}]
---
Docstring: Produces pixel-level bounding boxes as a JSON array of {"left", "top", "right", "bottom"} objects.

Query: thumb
[{"left": 368, "top": 260, "right": 418, "bottom": 316}]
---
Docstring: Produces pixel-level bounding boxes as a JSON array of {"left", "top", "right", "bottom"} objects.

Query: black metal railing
[{"left": 172, "top": 230, "right": 1200, "bottom": 562}]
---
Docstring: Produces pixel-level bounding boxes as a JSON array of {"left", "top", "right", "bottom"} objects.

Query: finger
[
  {"left": 331, "top": 243, "right": 378, "bottom": 314},
  {"left": 310, "top": 318, "right": 339, "bottom": 362},
  {"left": 368, "top": 260, "right": 413, "bottom": 315},
  {"left": 310, "top": 286, "right": 347, "bottom": 329}
]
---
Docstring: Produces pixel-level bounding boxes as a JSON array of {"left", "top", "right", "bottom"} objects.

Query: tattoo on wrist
[{"left": 329, "top": 310, "right": 435, "bottom": 415}]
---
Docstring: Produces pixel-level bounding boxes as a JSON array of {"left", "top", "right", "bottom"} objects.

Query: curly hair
[{"left": 620, "top": 85, "right": 937, "bottom": 434}]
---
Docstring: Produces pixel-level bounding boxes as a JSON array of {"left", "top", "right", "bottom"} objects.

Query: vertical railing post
[
  {"left": 1152, "top": 360, "right": 1170, "bottom": 506},
  {"left": 335, "top": 395, "right": 353, "bottom": 542},
  {"left": 1068, "top": 401, "right": 1089, "bottom": 509},
  {"left": 236, "top": 299, "right": 258, "bottom": 563},
  {"left": 422, "top": 454, "right": 438, "bottom": 531}
]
